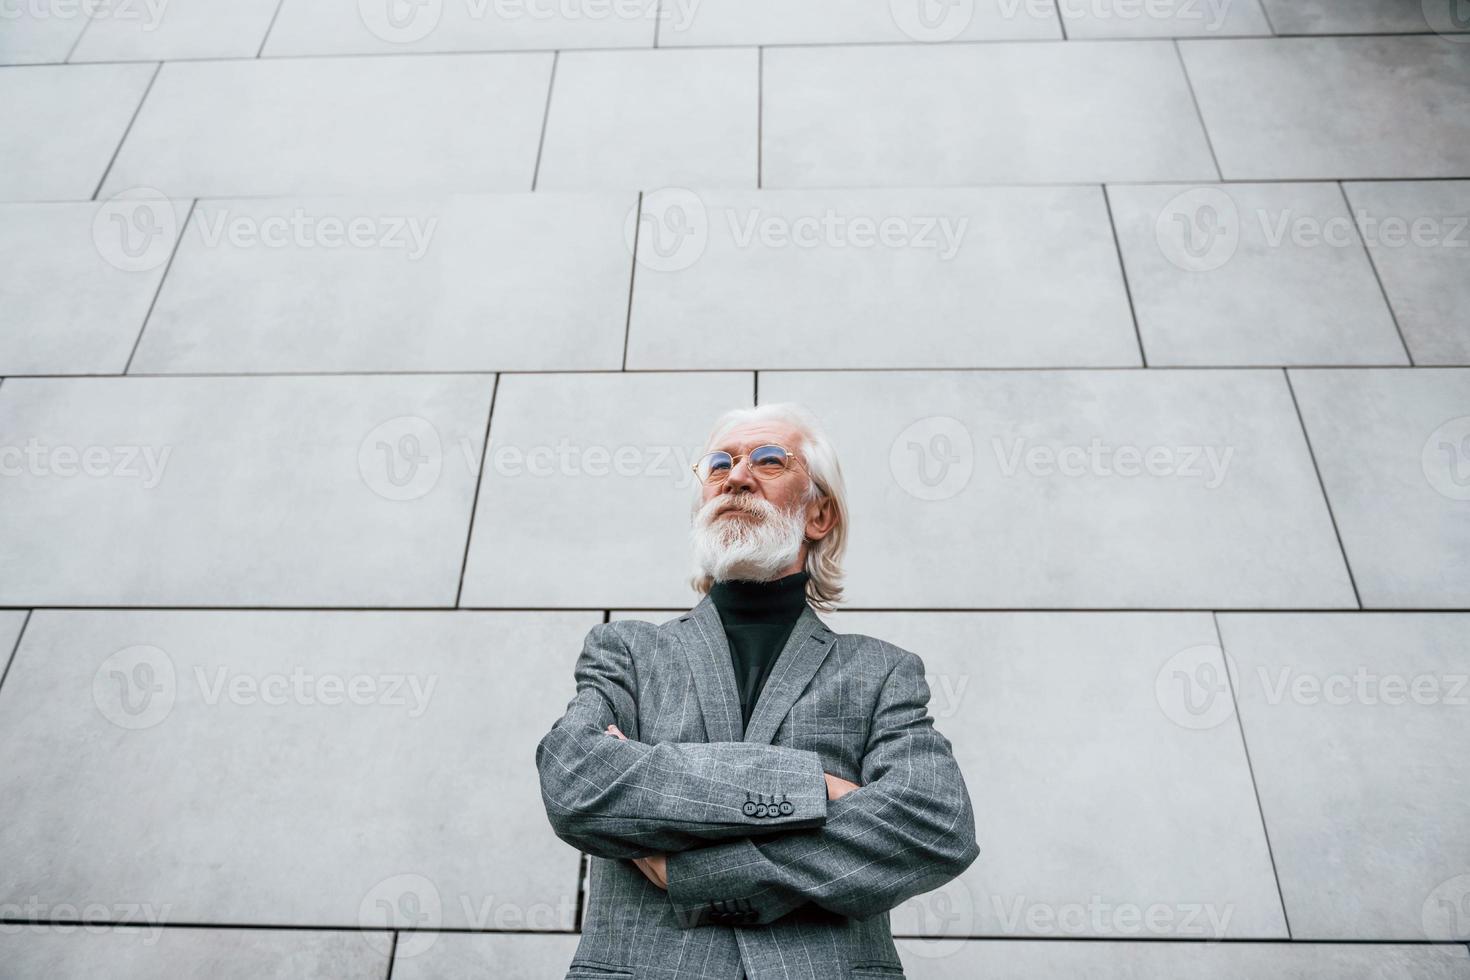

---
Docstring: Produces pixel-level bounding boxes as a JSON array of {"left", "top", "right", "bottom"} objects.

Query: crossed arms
[{"left": 534, "top": 622, "right": 980, "bottom": 928}]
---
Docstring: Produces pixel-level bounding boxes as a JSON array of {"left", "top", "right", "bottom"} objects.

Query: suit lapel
[
  {"left": 672, "top": 593, "right": 838, "bottom": 746},
  {"left": 743, "top": 604, "right": 836, "bottom": 745}
]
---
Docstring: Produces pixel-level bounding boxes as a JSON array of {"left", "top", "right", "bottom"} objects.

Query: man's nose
[{"left": 723, "top": 456, "right": 758, "bottom": 491}]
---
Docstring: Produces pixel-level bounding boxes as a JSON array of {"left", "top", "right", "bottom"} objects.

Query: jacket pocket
[
  {"left": 565, "top": 960, "right": 634, "bottom": 979},
  {"left": 850, "top": 964, "right": 906, "bottom": 978}
]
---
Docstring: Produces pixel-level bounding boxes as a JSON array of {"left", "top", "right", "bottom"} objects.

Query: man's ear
[{"left": 805, "top": 493, "right": 837, "bottom": 542}]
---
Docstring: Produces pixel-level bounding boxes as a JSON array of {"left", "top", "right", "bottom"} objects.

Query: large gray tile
[
  {"left": 0, "top": 6, "right": 88, "bottom": 63},
  {"left": 1260, "top": 0, "right": 1470, "bottom": 35},
  {"left": 0, "top": 610, "right": 591, "bottom": 928},
  {"left": 763, "top": 41, "right": 1217, "bottom": 187},
  {"left": 1180, "top": 37, "right": 1470, "bottom": 180},
  {"left": 265, "top": 0, "right": 654, "bottom": 55},
  {"left": 1218, "top": 613, "right": 1470, "bottom": 940},
  {"left": 0, "top": 63, "right": 155, "bottom": 202},
  {"left": 0, "top": 199, "right": 188, "bottom": 375},
  {"left": 131, "top": 192, "right": 633, "bottom": 374},
  {"left": 626, "top": 186, "right": 1138, "bottom": 369},
  {"left": 70, "top": 0, "right": 280, "bottom": 61},
  {"left": 0, "top": 928, "right": 388, "bottom": 980},
  {"left": 1061, "top": 0, "right": 1270, "bottom": 38},
  {"left": 827, "top": 611, "right": 1286, "bottom": 938},
  {"left": 101, "top": 54, "right": 551, "bottom": 199},
  {"left": 391, "top": 932, "right": 581, "bottom": 980},
  {"left": 757, "top": 369, "right": 1355, "bottom": 608},
  {"left": 1289, "top": 368, "right": 1470, "bottom": 608},
  {"left": 897, "top": 939, "right": 1470, "bottom": 978},
  {"left": 1110, "top": 182, "right": 1406, "bottom": 366},
  {"left": 0, "top": 375, "right": 491, "bottom": 606},
  {"left": 1344, "top": 181, "right": 1470, "bottom": 365},
  {"left": 459, "top": 371, "right": 751, "bottom": 608},
  {"left": 660, "top": 0, "right": 1061, "bottom": 45},
  {"left": 537, "top": 48, "right": 757, "bottom": 191}
]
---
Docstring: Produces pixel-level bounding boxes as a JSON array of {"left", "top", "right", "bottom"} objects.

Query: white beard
[{"left": 691, "top": 493, "right": 808, "bottom": 584}]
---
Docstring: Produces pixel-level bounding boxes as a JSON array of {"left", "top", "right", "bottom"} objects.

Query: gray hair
[{"left": 688, "top": 402, "right": 849, "bottom": 611}]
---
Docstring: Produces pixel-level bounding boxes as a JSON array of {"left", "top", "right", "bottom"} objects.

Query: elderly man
[{"left": 535, "top": 403, "right": 979, "bottom": 980}]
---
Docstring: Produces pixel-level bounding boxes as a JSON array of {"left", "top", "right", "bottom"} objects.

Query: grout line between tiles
[
  {"left": 1173, "top": 39, "right": 1223, "bottom": 182},
  {"left": 453, "top": 374, "right": 500, "bottom": 608},
  {"left": 1283, "top": 369, "right": 1363, "bottom": 610},
  {"left": 90, "top": 60, "right": 161, "bottom": 201},
  {"left": 256, "top": 0, "right": 288, "bottom": 58},
  {"left": 530, "top": 51, "right": 559, "bottom": 192},
  {"left": 621, "top": 190, "right": 643, "bottom": 370},
  {"left": 1212, "top": 610, "right": 1294, "bottom": 940},
  {"left": 122, "top": 198, "right": 196, "bottom": 375},
  {"left": 0, "top": 611, "right": 33, "bottom": 702},
  {"left": 1337, "top": 180, "right": 1415, "bottom": 366},
  {"left": 1101, "top": 184, "right": 1148, "bottom": 367}
]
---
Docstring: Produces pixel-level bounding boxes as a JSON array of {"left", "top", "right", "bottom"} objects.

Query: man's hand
[
  {"left": 633, "top": 854, "right": 668, "bottom": 890},
  {"left": 604, "top": 727, "right": 669, "bottom": 889}
]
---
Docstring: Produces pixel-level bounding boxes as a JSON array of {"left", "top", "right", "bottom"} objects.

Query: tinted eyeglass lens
[
  {"left": 698, "top": 452, "right": 733, "bottom": 483},
  {"left": 748, "top": 445, "right": 790, "bottom": 475}
]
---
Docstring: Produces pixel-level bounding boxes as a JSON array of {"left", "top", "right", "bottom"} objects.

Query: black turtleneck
[{"left": 709, "top": 569, "right": 811, "bottom": 735}]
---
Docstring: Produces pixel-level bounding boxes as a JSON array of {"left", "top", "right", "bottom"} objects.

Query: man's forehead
[{"left": 712, "top": 426, "right": 797, "bottom": 452}]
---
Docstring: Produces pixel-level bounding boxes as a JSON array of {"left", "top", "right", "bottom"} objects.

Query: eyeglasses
[{"left": 692, "top": 444, "right": 807, "bottom": 485}]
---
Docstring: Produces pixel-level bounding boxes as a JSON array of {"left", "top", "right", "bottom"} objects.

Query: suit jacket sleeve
[
  {"left": 535, "top": 622, "right": 830, "bottom": 860},
  {"left": 663, "top": 649, "right": 980, "bottom": 927}
]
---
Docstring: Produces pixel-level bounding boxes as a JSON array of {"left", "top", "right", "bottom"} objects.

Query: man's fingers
[{"left": 606, "top": 724, "right": 628, "bottom": 741}]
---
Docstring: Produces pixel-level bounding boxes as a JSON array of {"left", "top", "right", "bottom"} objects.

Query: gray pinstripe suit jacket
[{"left": 535, "top": 593, "right": 980, "bottom": 980}]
